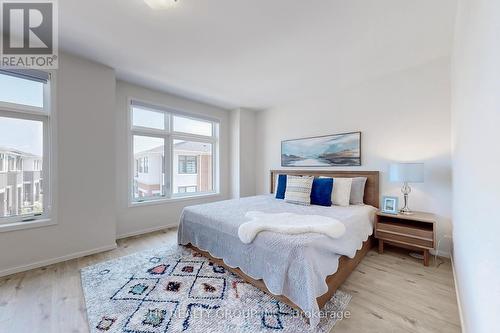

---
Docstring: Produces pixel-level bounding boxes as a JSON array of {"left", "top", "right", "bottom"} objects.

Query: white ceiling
[{"left": 59, "top": 0, "right": 457, "bottom": 110}]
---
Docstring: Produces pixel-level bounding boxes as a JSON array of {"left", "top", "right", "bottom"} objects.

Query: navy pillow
[
  {"left": 275, "top": 174, "right": 287, "bottom": 199},
  {"left": 310, "top": 177, "right": 333, "bottom": 206}
]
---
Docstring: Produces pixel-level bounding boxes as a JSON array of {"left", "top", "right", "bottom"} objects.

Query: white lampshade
[{"left": 389, "top": 163, "right": 424, "bottom": 183}]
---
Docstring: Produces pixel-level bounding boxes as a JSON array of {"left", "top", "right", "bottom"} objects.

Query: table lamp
[{"left": 389, "top": 163, "right": 424, "bottom": 215}]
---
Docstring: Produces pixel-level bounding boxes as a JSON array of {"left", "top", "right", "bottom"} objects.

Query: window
[
  {"left": 0, "top": 72, "right": 44, "bottom": 108},
  {"left": 129, "top": 101, "right": 219, "bottom": 203},
  {"left": 135, "top": 157, "right": 149, "bottom": 174},
  {"left": 173, "top": 115, "right": 213, "bottom": 136},
  {"left": 0, "top": 70, "right": 51, "bottom": 224},
  {"left": 133, "top": 106, "right": 165, "bottom": 130},
  {"left": 178, "top": 155, "right": 197, "bottom": 174},
  {"left": 8, "top": 155, "right": 15, "bottom": 171},
  {"left": 172, "top": 141, "right": 213, "bottom": 195},
  {"left": 133, "top": 136, "right": 165, "bottom": 200},
  {"left": 178, "top": 186, "right": 197, "bottom": 193}
]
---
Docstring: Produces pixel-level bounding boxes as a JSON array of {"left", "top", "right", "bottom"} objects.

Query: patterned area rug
[{"left": 81, "top": 245, "right": 351, "bottom": 333}]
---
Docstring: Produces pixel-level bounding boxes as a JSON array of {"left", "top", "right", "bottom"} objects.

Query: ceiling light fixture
[{"left": 144, "top": 0, "right": 180, "bottom": 10}]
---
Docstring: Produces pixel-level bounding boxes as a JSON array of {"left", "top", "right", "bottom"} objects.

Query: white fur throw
[{"left": 238, "top": 211, "right": 346, "bottom": 244}]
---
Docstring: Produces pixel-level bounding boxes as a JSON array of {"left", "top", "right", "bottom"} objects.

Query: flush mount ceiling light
[{"left": 144, "top": 0, "right": 180, "bottom": 10}]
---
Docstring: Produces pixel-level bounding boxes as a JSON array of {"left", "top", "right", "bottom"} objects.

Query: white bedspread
[
  {"left": 178, "top": 195, "right": 376, "bottom": 328},
  {"left": 238, "top": 211, "right": 346, "bottom": 244}
]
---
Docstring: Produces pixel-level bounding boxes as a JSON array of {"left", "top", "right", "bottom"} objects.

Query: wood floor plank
[{"left": 0, "top": 228, "right": 460, "bottom": 333}]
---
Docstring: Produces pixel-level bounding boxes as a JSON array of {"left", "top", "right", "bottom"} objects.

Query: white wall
[
  {"left": 255, "top": 57, "right": 453, "bottom": 256},
  {"left": 115, "top": 81, "right": 230, "bottom": 238},
  {"left": 239, "top": 110, "right": 257, "bottom": 197},
  {"left": 451, "top": 1, "right": 500, "bottom": 331},
  {"left": 0, "top": 53, "right": 117, "bottom": 276},
  {"left": 229, "top": 110, "right": 240, "bottom": 198},
  {"left": 229, "top": 109, "right": 257, "bottom": 198}
]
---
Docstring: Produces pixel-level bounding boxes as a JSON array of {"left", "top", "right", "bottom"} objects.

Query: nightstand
[{"left": 375, "top": 211, "right": 436, "bottom": 266}]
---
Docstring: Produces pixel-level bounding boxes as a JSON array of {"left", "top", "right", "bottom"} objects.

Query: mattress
[{"left": 177, "top": 194, "right": 376, "bottom": 327}]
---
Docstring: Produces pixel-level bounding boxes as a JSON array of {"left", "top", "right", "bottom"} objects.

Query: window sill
[
  {"left": 129, "top": 192, "right": 222, "bottom": 208},
  {"left": 0, "top": 218, "right": 56, "bottom": 233}
]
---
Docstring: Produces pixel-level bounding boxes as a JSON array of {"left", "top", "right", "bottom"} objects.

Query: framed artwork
[
  {"left": 382, "top": 196, "right": 399, "bottom": 215},
  {"left": 281, "top": 132, "right": 361, "bottom": 167}
]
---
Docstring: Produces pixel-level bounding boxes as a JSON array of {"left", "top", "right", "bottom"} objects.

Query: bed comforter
[{"left": 177, "top": 195, "right": 376, "bottom": 327}]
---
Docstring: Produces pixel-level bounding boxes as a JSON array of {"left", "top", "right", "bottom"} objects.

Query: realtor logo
[{"left": 1, "top": 0, "right": 58, "bottom": 68}]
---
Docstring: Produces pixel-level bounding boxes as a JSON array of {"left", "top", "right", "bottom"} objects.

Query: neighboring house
[
  {"left": 173, "top": 141, "right": 212, "bottom": 194},
  {"left": 134, "top": 145, "right": 163, "bottom": 198},
  {"left": 0, "top": 147, "right": 43, "bottom": 218},
  {"left": 133, "top": 141, "right": 212, "bottom": 199}
]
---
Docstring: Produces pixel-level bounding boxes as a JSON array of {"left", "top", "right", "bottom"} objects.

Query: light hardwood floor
[{"left": 0, "top": 229, "right": 461, "bottom": 333}]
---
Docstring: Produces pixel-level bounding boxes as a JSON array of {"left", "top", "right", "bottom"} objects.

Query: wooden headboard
[{"left": 270, "top": 170, "right": 380, "bottom": 208}]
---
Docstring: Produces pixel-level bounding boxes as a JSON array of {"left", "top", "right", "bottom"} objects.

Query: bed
[{"left": 178, "top": 170, "right": 379, "bottom": 327}]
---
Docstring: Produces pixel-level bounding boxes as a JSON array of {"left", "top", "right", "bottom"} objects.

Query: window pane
[
  {"left": 178, "top": 155, "right": 197, "bottom": 174},
  {"left": 132, "top": 106, "right": 165, "bottom": 130},
  {"left": 173, "top": 140, "right": 213, "bottom": 195},
  {"left": 0, "top": 73, "right": 44, "bottom": 108},
  {"left": 133, "top": 136, "right": 165, "bottom": 200},
  {"left": 0, "top": 117, "right": 44, "bottom": 218},
  {"left": 177, "top": 186, "right": 197, "bottom": 193},
  {"left": 173, "top": 115, "right": 212, "bottom": 136}
]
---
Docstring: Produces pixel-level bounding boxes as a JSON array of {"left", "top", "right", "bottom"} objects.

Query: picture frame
[
  {"left": 382, "top": 196, "right": 399, "bottom": 215},
  {"left": 281, "top": 131, "right": 361, "bottom": 167}
]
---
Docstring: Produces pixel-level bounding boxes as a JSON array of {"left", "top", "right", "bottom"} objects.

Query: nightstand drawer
[
  {"left": 376, "top": 231, "right": 434, "bottom": 249},
  {"left": 376, "top": 211, "right": 436, "bottom": 266},
  {"left": 377, "top": 222, "right": 433, "bottom": 239}
]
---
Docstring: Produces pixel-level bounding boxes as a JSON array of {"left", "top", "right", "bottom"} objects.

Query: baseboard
[
  {"left": 450, "top": 251, "right": 466, "bottom": 332},
  {"left": 116, "top": 223, "right": 177, "bottom": 240},
  {"left": 0, "top": 224, "right": 178, "bottom": 278},
  {"left": 0, "top": 243, "right": 117, "bottom": 278}
]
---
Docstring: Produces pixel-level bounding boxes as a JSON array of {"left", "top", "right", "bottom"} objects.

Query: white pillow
[
  {"left": 284, "top": 175, "right": 314, "bottom": 206},
  {"left": 332, "top": 178, "right": 353, "bottom": 206}
]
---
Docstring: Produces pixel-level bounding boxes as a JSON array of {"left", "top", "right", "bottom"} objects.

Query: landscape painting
[{"left": 281, "top": 132, "right": 361, "bottom": 167}]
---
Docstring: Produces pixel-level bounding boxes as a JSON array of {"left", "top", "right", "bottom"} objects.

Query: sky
[
  {"left": 0, "top": 117, "right": 43, "bottom": 156},
  {"left": 0, "top": 73, "right": 44, "bottom": 107},
  {"left": 0, "top": 73, "right": 44, "bottom": 156},
  {"left": 134, "top": 135, "right": 164, "bottom": 155}
]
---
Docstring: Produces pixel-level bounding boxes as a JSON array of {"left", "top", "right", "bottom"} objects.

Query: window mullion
[
  {"left": 0, "top": 109, "right": 47, "bottom": 122},
  {"left": 166, "top": 112, "right": 171, "bottom": 133},
  {"left": 165, "top": 134, "right": 172, "bottom": 198},
  {"left": 171, "top": 131, "right": 216, "bottom": 143},
  {"left": 42, "top": 116, "right": 50, "bottom": 217},
  {"left": 131, "top": 127, "right": 166, "bottom": 137},
  {"left": 165, "top": 113, "right": 172, "bottom": 198}
]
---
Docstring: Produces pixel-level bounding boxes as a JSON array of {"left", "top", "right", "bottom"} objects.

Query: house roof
[
  {"left": 0, "top": 146, "right": 40, "bottom": 158},
  {"left": 138, "top": 141, "right": 211, "bottom": 155},
  {"left": 175, "top": 141, "right": 212, "bottom": 153}
]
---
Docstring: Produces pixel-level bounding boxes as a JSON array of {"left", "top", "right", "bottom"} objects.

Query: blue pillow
[
  {"left": 275, "top": 174, "right": 287, "bottom": 199},
  {"left": 310, "top": 177, "right": 333, "bottom": 206}
]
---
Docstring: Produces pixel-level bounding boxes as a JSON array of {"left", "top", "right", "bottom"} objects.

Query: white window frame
[
  {"left": 0, "top": 72, "right": 54, "bottom": 228},
  {"left": 128, "top": 99, "right": 220, "bottom": 205}
]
